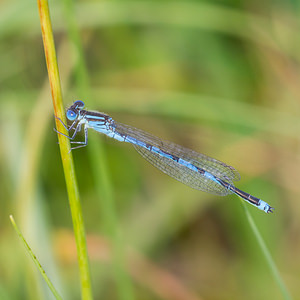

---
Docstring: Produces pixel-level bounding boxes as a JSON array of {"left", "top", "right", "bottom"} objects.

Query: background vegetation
[{"left": 0, "top": 0, "right": 298, "bottom": 299}]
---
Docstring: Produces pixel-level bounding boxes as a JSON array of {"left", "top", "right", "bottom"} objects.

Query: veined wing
[
  {"left": 114, "top": 122, "right": 240, "bottom": 192},
  {"left": 133, "top": 143, "right": 232, "bottom": 195}
]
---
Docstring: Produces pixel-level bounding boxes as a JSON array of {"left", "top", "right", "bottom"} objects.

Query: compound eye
[
  {"left": 74, "top": 100, "right": 85, "bottom": 108},
  {"left": 67, "top": 109, "right": 77, "bottom": 121}
]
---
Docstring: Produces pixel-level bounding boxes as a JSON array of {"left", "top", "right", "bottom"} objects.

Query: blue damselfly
[{"left": 56, "top": 100, "right": 274, "bottom": 214}]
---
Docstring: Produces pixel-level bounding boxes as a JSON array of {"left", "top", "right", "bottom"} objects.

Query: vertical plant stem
[{"left": 37, "top": 1, "right": 93, "bottom": 299}]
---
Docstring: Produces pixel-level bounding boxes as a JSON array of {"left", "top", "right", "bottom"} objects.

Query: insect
[{"left": 55, "top": 100, "right": 274, "bottom": 214}]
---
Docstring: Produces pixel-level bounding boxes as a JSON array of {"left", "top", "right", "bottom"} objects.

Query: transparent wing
[
  {"left": 114, "top": 122, "right": 240, "bottom": 194},
  {"left": 133, "top": 144, "right": 232, "bottom": 195}
]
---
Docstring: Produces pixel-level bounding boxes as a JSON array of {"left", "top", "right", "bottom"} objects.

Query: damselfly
[{"left": 55, "top": 100, "right": 274, "bottom": 214}]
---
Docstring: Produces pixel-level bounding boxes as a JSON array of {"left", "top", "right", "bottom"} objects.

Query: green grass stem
[
  {"left": 10, "top": 215, "right": 62, "bottom": 300},
  {"left": 37, "top": 1, "right": 93, "bottom": 299}
]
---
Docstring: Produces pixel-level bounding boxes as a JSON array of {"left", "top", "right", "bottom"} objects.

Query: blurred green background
[{"left": 0, "top": 0, "right": 299, "bottom": 299}]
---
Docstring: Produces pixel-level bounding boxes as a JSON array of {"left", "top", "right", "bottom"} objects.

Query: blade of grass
[
  {"left": 240, "top": 201, "right": 293, "bottom": 300},
  {"left": 62, "top": 0, "right": 135, "bottom": 298},
  {"left": 10, "top": 215, "right": 62, "bottom": 300},
  {"left": 37, "top": 1, "right": 93, "bottom": 299}
]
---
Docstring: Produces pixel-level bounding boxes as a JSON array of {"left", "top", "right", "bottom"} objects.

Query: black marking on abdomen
[
  {"left": 172, "top": 155, "right": 179, "bottom": 162},
  {"left": 146, "top": 143, "right": 153, "bottom": 151},
  {"left": 216, "top": 178, "right": 260, "bottom": 206}
]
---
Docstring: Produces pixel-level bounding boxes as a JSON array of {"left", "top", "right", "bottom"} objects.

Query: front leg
[
  {"left": 54, "top": 121, "right": 82, "bottom": 140},
  {"left": 70, "top": 126, "right": 88, "bottom": 150},
  {"left": 55, "top": 116, "right": 78, "bottom": 132},
  {"left": 54, "top": 117, "right": 88, "bottom": 151}
]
